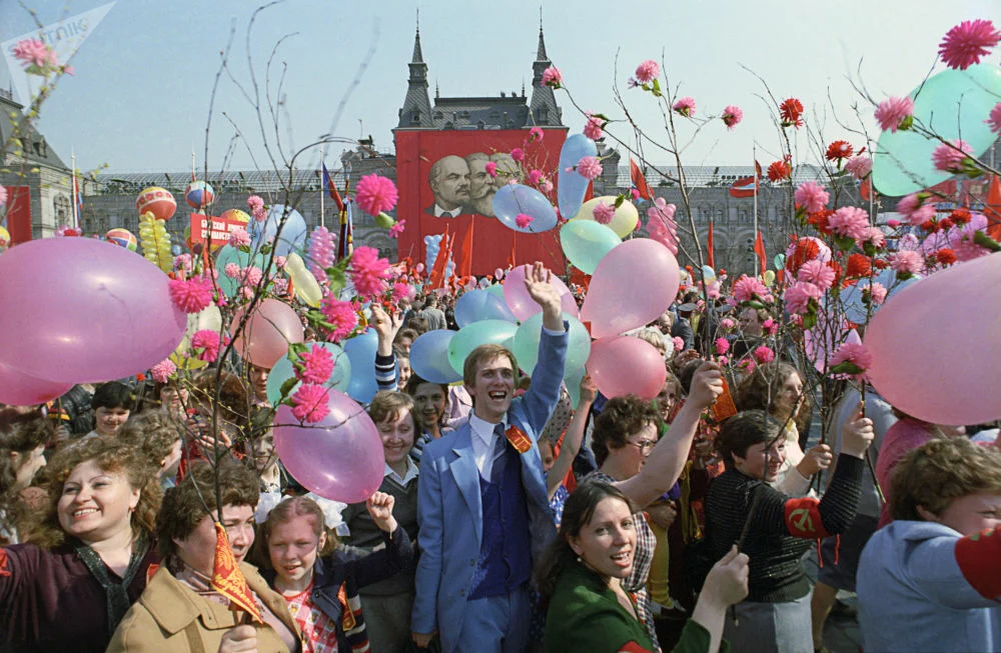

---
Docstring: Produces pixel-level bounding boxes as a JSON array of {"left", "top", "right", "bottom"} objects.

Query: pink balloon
[
  {"left": 0, "top": 360, "right": 73, "bottom": 405},
  {"left": 580, "top": 239, "right": 679, "bottom": 339},
  {"left": 804, "top": 322, "right": 862, "bottom": 373},
  {"left": 587, "top": 336, "right": 667, "bottom": 400},
  {"left": 230, "top": 298, "right": 304, "bottom": 369},
  {"left": 865, "top": 252, "right": 1001, "bottom": 425},
  {"left": 0, "top": 238, "right": 187, "bottom": 383},
  {"left": 502, "top": 264, "right": 578, "bottom": 322},
  {"left": 274, "top": 391, "right": 385, "bottom": 503}
]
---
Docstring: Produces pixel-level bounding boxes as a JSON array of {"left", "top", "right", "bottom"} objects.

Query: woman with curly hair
[
  {"left": 0, "top": 437, "right": 162, "bottom": 652},
  {"left": 0, "top": 409, "right": 52, "bottom": 544}
]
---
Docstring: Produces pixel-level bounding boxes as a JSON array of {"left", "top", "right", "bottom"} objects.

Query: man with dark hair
[{"left": 420, "top": 294, "right": 447, "bottom": 331}]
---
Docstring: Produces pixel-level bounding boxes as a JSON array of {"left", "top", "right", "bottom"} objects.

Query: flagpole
[
  {"left": 752, "top": 144, "right": 759, "bottom": 241},
  {"left": 319, "top": 165, "right": 325, "bottom": 230},
  {"left": 71, "top": 148, "right": 78, "bottom": 230}
]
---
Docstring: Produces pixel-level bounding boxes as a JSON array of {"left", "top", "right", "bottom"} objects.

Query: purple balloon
[
  {"left": 502, "top": 264, "right": 579, "bottom": 322},
  {"left": 274, "top": 391, "right": 385, "bottom": 503},
  {"left": 0, "top": 360, "right": 73, "bottom": 405},
  {"left": 0, "top": 238, "right": 187, "bottom": 383}
]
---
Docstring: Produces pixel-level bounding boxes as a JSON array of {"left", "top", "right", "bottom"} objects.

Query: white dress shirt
[
  {"left": 384, "top": 456, "right": 419, "bottom": 486},
  {"left": 469, "top": 412, "right": 508, "bottom": 483}
]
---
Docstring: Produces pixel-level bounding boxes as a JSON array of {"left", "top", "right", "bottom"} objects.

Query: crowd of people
[{"left": 1, "top": 262, "right": 999, "bottom": 653}]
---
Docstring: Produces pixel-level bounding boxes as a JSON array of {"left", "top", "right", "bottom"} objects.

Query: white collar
[
  {"left": 384, "top": 458, "right": 419, "bottom": 486},
  {"left": 435, "top": 204, "right": 460, "bottom": 218}
]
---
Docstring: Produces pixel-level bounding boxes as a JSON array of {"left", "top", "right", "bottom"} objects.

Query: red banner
[
  {"left": 189, "top": 213, "right": 248, "bottom": 251},
  {"left": 5, "top": 186, "right": 31, "bottom": 244}
]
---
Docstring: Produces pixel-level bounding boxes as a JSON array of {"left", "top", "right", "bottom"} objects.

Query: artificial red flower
[
  {"left": 826, "top": 260, "right": 843, "bottom": 288},
  {"left": 872, "top": 259, "right": 889, "bottom": 270},
  {"left": 779, "top": 98, "right": 804, "bottom": 128},
  {"left": 938, "top": 217, "right": 954, "bottom": 230},
  {"left": 950, "top": 208, "right": 972, "bottom": 224},
  {"left": 936, "top": 248, "right": 958, "bottom": 265},
  {"left": 807, "top": 209, "right": 834, "bottom": 235},
  {"left": 825, "top": 140, "right": 853, "bottom": 162},
  {"left": 845, "top": 253, "right": 871, "bottom": 278},
  {"left": 767, "top": 160, "right": 791, "bottom": 182}
]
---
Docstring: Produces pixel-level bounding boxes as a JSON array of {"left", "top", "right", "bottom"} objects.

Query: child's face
[
  {"left": 539, "top": 441, "right": 555, "bottom": 474},
  {"left": 268, "top": 515, "right": 325, "bottom": 586}
]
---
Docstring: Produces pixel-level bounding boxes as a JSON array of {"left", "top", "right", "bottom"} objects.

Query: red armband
[
  {"left": 955, "top": 528, "right": 1001, "bottom": 599},
  {"left": 0, "top": 548, "right": 10, "bottom": 577},
  {"left": 783, "top": 496, "right": 831, "bottom": 539},
  {"left": 618, "top": 642, "right": 656, "bottom": 653}
]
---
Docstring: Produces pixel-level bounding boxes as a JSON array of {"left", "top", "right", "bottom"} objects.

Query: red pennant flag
[
  {"left": 753, "top": 232, "right": 767, "bottom": 276},
  {"left": 706, "top": 220, "right": 715, "bottom": 270},
  {"left": 859, "top": 178, "right": 872, "bottom": 202},
  {"left": 754, "top": 160, "right": 763, "bottom": 179},
  {"left": 428, "top": 229, "right": 452, "bottom": 290},
  {"left": 985, "top": 175, "right": 1001, "bottom": 242},
  {"left": 210, "top": 523, "right": 263, "bottom": 624},
  {"left": 630, "top": 158, "right": 654, "bottom": 201},
  {"left": 507, "top": 233, "right": 518, "bottom": 269},
  {"left": 322, "top": 163, "right": 345, "bottom": 213},
  {"left": 458, "top": 218, "right": 475, "bottom": 278}
]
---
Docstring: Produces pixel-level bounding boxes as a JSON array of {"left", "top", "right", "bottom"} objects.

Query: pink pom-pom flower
[
  {"left": 290, "top": 384, "right": 330, "bottom": 423},
  {"left": 349, "top": 246, "right": 392, "bottom": 298},
  {"left": 576, "top": 156, "right": 603, "bottom": 181},
  {"left": 938, "top": 19, "right": 1001, "bottom": 71},
  {"left": 297, "top": 344, "right": 334, "bottom": 384},
  {"left": 721, "top": 105, "right": 743, "bottom": 129},
  {"left": 354, "top": 174, "right": 398, "bottom": 217},
  {"left": 169, "top": 277, "right": 213, "bottom": 314}
]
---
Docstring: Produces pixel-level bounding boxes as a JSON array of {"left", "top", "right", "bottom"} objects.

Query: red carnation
[
  {"left": 825, "top": 140, "right": 853, "bottom": 162},
  {"left": 936, "top": 248, "right": 958, "bottom": 266},
  {"left": 779, "top": 98, "right": 804, "bottom": 128},
  {"left": 950, "top": 208, "right": 972, "bottom": 224},
  {"left": 767, "top": 160, "right": 792, "bottom": 182},
  {"left": 872, "top": 259, "right": 889, "bottom": 270},
  {"left": 807, "top": 209, "right": 834, "bottom": 235},
  {"left": 846, "top": 253, "right": 871, "bottom": 278},
  {"left": 826, "top": 260, "right": 843, "bottom": 288}
]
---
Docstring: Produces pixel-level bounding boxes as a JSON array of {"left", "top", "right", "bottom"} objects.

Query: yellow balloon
[
  {"left": 572, "top": 196, "right": 639, "bottom": 238},
  {"left": 286, "top": 252, "right": 323, "bottom": 308},
  {"left": 0, "top": 226, "right": 10, "bottom": 251},
  {"left": 763, "top": 270, "right": 776, "bottom": 286},
  {"left": 171, "top": 305, "right": 223, "bottom": 369}
]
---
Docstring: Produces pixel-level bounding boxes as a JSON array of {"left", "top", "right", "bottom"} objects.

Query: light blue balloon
[
  {"left": 774, "top": 254, "right": 786, "bottom": 270},
  {"left": 558, "top": 134, "right": 598, "bottom": 219},
  {"left": 448, "top": 320, "right": 519, "bottom": 375},
  {"left": 251, "top": 203, "right": 308, "bottom": 257},
  {"left": 454, "top": 289, "right": 518, "bottom": 327},
  {"left": 410, "top": 329, "right": 462, "bottom": 384},
  {"left": 564, "top": 365, "right": 587, "bottom": 409},
  {"left": 873, "top": 64, "right": 1001, "bottom": 196},
  {"left": 560, "top": 220, "right": 621, "bottom": 274},
  {"left": 840, "top": 269, "right": 921, "bottom": 324},
  {"left": 510, "top": 312, "right": 591, "bottom": 377},
  {"left": 214, "top": 244, "right": 266, "bottom": 297},
  {"left": 485, "top": 283, "right": 506, "bottom": 303},
  {"left": 171, "top": 244, "right": 182, "bottom": 256},
  {"left": 265, "top": 342, "right": 352, "bottom": 405},
  {"left": 492, "top": 184, "right": 558, "bottom": 234},
  {"left": 343, "top": 328, "right": 379, "bottom": 404}
]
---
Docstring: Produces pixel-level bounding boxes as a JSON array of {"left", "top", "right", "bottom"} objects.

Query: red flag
[
  {"left": 458, "top": 218, "right": 475, "bottom": 278},
  {"left": 322, "top": 163, "right": 345, "bottom": 213},
  {"left": 507, "top": 233, "right": 518, "bottom": 269},
  {"left": 729, "top": 176, "right": 757, "bottom": 198},
  {"left": 986, "top": 175, "right": 1001, "bottom": 241},
  {"left": 630, "top": 158, "right": 654, "bottom": 201},
  {"left": 706, "top": 220, "right": 715, "bottom": 270},
  {"left": 859, "top": 178, "right": 872, "bottom": 202},
  {"left": 754, "top": 232, "right": 767, "bottom": 276},
  {"left": 210, "top": 523, "right": 263, "bottom": 623},
  {"left": 429, "top": 228, "right": 452, "bottom": 290},
  {"left": 754, "top": 160, "right": 763, "bottom": 179}
]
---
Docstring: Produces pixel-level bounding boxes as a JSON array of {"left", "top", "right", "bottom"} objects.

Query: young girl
[{"left": 262, "top": 493, "right": 413, "bottom": 653}]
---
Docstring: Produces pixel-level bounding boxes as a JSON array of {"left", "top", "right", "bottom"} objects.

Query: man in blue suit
[{"left": 412, "top": 262, "right": 567, "bottom": 653}]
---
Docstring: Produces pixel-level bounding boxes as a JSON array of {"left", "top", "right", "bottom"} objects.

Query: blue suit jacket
[{"left": 412, "top": 326, "right": 568, "bottom": 645}]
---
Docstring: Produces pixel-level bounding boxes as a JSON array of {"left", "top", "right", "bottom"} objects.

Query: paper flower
[
  {"left": 228, "top": 227, "right": 251, "bottom": 248},
  {"left": 753, "top": 346, "right": 775, "bottom": 364},
  {"left": 845, "top": 156, "right": 873, "bottom": 180},
  {"left": 868, "top": 282, "right": 887, "bottom": 305},
  {"left": 672, "top": 336, "right": 685, "bottom": 352},
  {"left": 931, "top": 139, "right": 972, "bottom": 173},
  {"left": 825, "top": 140, "right": 853, "bottom": 162},
  {"left": 485, "top": 161, "right": 498, "bottom": 178},
  {"left": 0, "top": 184, "right": 7, "bottom": 206},
  {"left": 541, "top": 66, "right": 563, "bottom": 88},
  {"left": 890, "top": 250, "right": 923, "bottom": 275},
  {"left": 936, "top": 248, "right": 958, "bottom": 266},
  {"left": 354, "top": 174, "right": 398, "bottom": 217},
  {"left": 149, "top": 359, "right": 177, "bottom": 383},
  {"left": 784, "top": 281, "right": 822, "bottom": 315},
  {"left": 874, "top": 97, "right": 914, "bottom": 133},
  {"left": 308, "top": 226, "right": 336, "bottom": 282},
  {"left": 191, "top": 330, "right": 222, "bottom": 363},
  {"left": 767, "top": 160, "right": 791, "bottom": 182},
  {"left": 169, "top": 277, "right": 213, "bottom": 314},
  {"left": 672, "top": 97, "right": 696, "bottom": 117},
  {"left": 715, "top": 338, "right": 730, "bottom": 355},
  {"left": 290, "top": 384, "right": 330, "bottom": 423},
  {"left": 349, "top": 246, "right": 392, "bottom": 297},
  {"left": 634, "top": 59, "right": 660, "bottom": 84},
  {"left": 939, "top": 19, "right": 1000, "bottom": 70},
  {"left": 510, "top": 147, "right": 525, "bottom": 162},
  {"left": 592, "top": 202, "right": 615, "bottom": 225},
  {"left": 828, "top": 206, "right": 869, "bottom": 241},
  {"left": 896, "top": 193, "right": 936, "bottom": 226},
  {"left": 515, "top": 213, "right": 533, "bottom": 229},
  {"left": 732, "top": 275, "right": 768, "bottom": 303},
  {"left": 721, "top": 105, "right": 743, "bottom": 129},
  {"left": 576, "top": 156, "right": 603, "bottom": 181},
  {"left": 583, "top": 113, "right": 604, "bottom": 140},
  {"left": 320, "top": 296, "right": 359, "bottom": 341},
  {"left": 526, "top": 169, "right": 543, "bottom": 186},
  {"left": 779, "top": 98, "right": 804, "bottom": 128},
  {"left": 12, "top": 39, "right": 57, "bottom": 68},
  {"left": 797, "top": 259, "right": 835, "bottom": 291},
  {"left": 528, "top": 126, "right": 544, "bottom": 142},
  {"left": 389, "top": 219, "right": 406, "bottom": 239},
  {"left": 297, "top": 344, "right": 334, "bottom": 384},
  {"left": 794, "top": 181, "right": 829, "bottom": 214},
  {"left": 830, "top": 342, "right": 873, "bottom": 380}
]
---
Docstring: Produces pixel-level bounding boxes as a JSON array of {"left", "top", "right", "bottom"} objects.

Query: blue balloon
[
  {"left": 342, "top": 328, "right": 379, "bottom": 404},
  {"left": 265, "top": 342, "right": 352, "bottom": 405},
  {"left": 251, "top": 203, "right": 308, "bottom": 257},
  {"left": 171, "top": 244, "right": 182, "bottom": 256},
  {"left": 410, "top": 329, "right": 462, "bottom": 384},
  {"left": 492, "top": 184, "right": 558, "bottom": 233},
  {"left": 840, "top": 268, "right": 921, "bottom": 324},
  {"left": 558, "top": 134, "right": 598, "bottom": 219},
  {"left": 454, "top": 289, "right": 518, "bottom": 327}
]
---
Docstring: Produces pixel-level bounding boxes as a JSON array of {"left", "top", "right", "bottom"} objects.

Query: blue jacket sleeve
[
  {"left": 412, "top": 452, "right": 444, "bottom": 634},
  {"left": 520, "top": 324, "right": 569, "bottom": 438}
]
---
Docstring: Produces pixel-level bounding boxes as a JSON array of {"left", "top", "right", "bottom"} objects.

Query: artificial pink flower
[
  {"left": 784, "top": 281, "right": 823, "bottom": 315},
  {"left": 868, "top": 282, "right": 887, "bottom": 305},
  {"left": 539, "top": 179, "right": 554, "bottom": 194},
  {"left": 541, "top": 66, "right": 563, "bottom": 88},
  {"left": 931, "top": 139, "right": 972, "bottom": 173},
  {"left": 672, "top": 336, "right": 685, "bottom": 352},
  {"left": 297, "top": 344, "right": 335, "bottom": 384},
  {"left": 890, "top": 250, "right": 923, "bottom": 275},
  {"left": 173, "top": 253, "right": 194, "bottom": 273},
  {"left": 247, "top": 195, "right": 267, "bottom": 222},
  {"left": 949, "top": 212, "right": 991, "bottom": 261},
  {"left": 528, "top": 126, "right": 544, "bottom": 142},
  {"left": 897, "top": 193, "right": 936, "bottom": 226},
  {"left": 753, "top": 346, "right": 775, "bottom": 364},
  {"left": 510, "top": 147, "right": 525, "bottom": 162},
  {"left": 308, "top": 225, "right": 336, "bottom": 282},
  {"left": 794, "top": 181, "right": 829, "bottom": 213},
  {"left": 354, "top": 174, "right": 398, "bottom": 217},
  {"left": 706, "top": 281, "right": 722, "bottom": 300},
  {"left": 859, "top": 227, "right": 886, "bottom": 249},
  {"left": 392, "top": 282, "right": 409, "bottom": 303},
  {"left": 274, "top": 256, "right": 287, "bottom": 269},
  {"left": 844, "top": 155, "right": 873, "bottom": 180},
  {"left": 886, "top": 219, "right": 901, "bottom": 228},
  {"left": 320, "top": 296, "right": 359, "bottom": 341},
  {"left": 987, "top": 102, "right": 1001, "bottom": 135},
  {"left": 191, "top": 330, "right": 222, "bottom": 363},
  {"left": 715, "top": 338, "right": 730, "bottom": 355},
  {"left": 349, "top": 246, "right": 391, "bottom": 297},
  {"left": 874, "top": 96, "right": 914, "bottom": 133},
  {"left": 721, "top": 105, "right": 743, "bottom": 129},
  {"left": 224, "top": 262, "right": 241, "bottom": 278},
  {"left": 290, "top": 384, "right": 330, "bottom": 423},
  {"left": 0, "top": 184, "right": 7, "bottom": 206},
  {"left": 797, "top": 259, "right": 835, "bottom": 291},
  {"left": 576, "top": 156, "right": 603, "bottom": 181},
  {"left": 938, "top": 19, "right": 1001, "bottom": 70},
  {"left": 761, "top": 318, "right": 777, "bottom": 336},
  {"left": 828, "top": 206, "right": 870, "bottom": 241},
  {"left": 592, "top": 201, "right": 615, "bottom": 225},
  {"left": 229, "top": 227, "right": 251, "bottom": 248},
  {"left": 149, "top": 359, "right": 177, "bottom": 383},
  {"left": 630, "top": 188, "right": 640, "bottom": 201},
  {"left": 720, "top": 318, "right": 736, "bottom": 330},
  {"left": 515, "top": 213, "right": 533, "bottom": 229},
  {"left": 830, "top": 341, "right": 873, "bottom": 380},
  {"left": 732, "top": 275, "right": 768, "bottom": 303},
  {"left": 583, "top": 113, "right": 604, "bottom": 140},
  {"left": 169, "top": 277, "right": 213, "bottom": 314},
  {"left": 826, "top": 140, "right": 854, "bottom": 162},
  {"left": 243, "top": 266, "right": 263, "bottom": 287},
  {"left": 11, "top": 39, "right": 56, "bottom": 68},
  {"left": 672, "top": 97, "right": 696, "bottom": 117},
  {"left": 634, "top": 59, "right": 660, "bottom": 84},
  {"left": 527, "top": 169, "right": 543, "bottom": 185},
  {"left": 485, "top": 161, "right": 498, "bottom": 178},
  {"left": 389, "top": 219, "right": 406, "bottom": 239},
  {"left": 272, "top": 277, "right": 289, "bottom": 295}
]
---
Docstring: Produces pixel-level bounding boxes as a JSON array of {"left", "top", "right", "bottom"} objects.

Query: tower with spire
[
  {"left": 529, "top": 20, "right": 562, "bottom": 126},
  {"left": 397, "top": 18, "right": 433, "bottom": 129}
]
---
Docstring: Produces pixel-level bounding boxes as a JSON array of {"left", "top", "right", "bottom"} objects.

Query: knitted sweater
[{"left": 705, "top": 454, "right": 864, "bottom": 602}]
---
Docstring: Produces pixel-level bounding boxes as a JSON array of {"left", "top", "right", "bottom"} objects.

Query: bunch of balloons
[{"left": 138, "top": 212, "right": 173, "bottom": 273}]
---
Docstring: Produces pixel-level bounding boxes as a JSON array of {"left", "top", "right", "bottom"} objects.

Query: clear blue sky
[{"left": 1, "top": 0, "right": 997, "bottom": 174}]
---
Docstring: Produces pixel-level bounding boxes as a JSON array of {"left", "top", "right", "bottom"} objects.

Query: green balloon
[
  {"left": 485, "top": 283, "right": 506, "bottom": 303},
  {"left": 872, "top": 63, "right": 1001, "bottom": 196},
  {"left": 447, "top": 320, "right": 519, "bottom": 375},
  {"left": 511, "top": 311, "right": 592, "bottom": 377},
  {"left": 560, "top": 220, "right": 621, "bottom": 275},
  {"left": 564, "top": 365, "right": 587, "bottom": 409},
  {"left": 265, "top": 343, "right": 352, "bottom": 405},
  {"left": 215, "top": 245, "right": 266, "bottom": 298}
]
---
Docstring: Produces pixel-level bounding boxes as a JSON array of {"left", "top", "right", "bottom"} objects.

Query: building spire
[
  {"left": 529, "top": 10, "right": 562, "bottom": 127},
  {"left": 412, "top": 11, "right": 424, "bottom": 63},
  {"left": 536, "top": 15, "right": 548, "bottom": 61},
  {"left": 397, "top": 13, "right": 433, "bottom": 129}
]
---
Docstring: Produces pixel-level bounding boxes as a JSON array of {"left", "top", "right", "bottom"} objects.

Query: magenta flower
[
  {"left": 229, "top": 227, "right": 251, "bottom": 248},
  {"left": 515, "top": 213, "right": 533, "bottom": 229},
  {"left": 149, "top": 359, "right": 177, "bottom": 384},
  {"left": 191, "top": 330, "right": 222, "bottom": 363},
  {"left": 576, "top": 156, "right": 603, "bottom": 181},
  {"left": 540, "top": 179, "right": 554, "bottom": 194},
  {"left": 715, "top": 338, "right": 730, "bottom": 355},
  {"left": 224, "top": 262, "right": 241, "bottom": 279},
  {"left": 526, "top": 169, "right": 543, "bottom": 185},
  {"left": 634, "top": 59, "right": 660, "bottom": 84},
  {"left": 247, "top": 195, "right": 267, "bottom": 222},
  {"left": 510, "top": 147, "right": 525, "bottom": 162},
  {"left": 732, "top": 275, "right": 768, "bottom": 303},
  {"left": 868, "top": 282, "right": 887, "bottom": 306},
  {"left": 721, "top": 105, "right": 743, "bottom": 129},
  {"left": 672, "top": 336, "right": 685, "bottom": 352},
  {"left": 354, "top": 174, "right": 398, "bottom": 217},
  {"left": 290, "top": 384, "right": 330, "bottom": 423},
  {"left": 485, "top": 161, "right": 498, "bottom": 178},
  {"left": 931, "top": 139, "right": 972, "bottom": 173},
  {"left": 672, "top": 97, "right": 696, "bottom": 117},
  {"left": 528, "top": 126, "right": 544, "bottom": 142},
  {"left": 592, "top": 201, "right": 615, "bottom": 225},
  {"left": 583, "top": 113, "right": 604, "bottom": 140},
  {"left": 874, "top": 97, "right": 914, "bottom": 133},
  {"left": 11, "top": 39, "right": 57, "bottom": 68},
  {"left": 349, "top": 246, "right": 391, "bottom": 297},
  {"left": 844, "top": 155, "right": 873, "bottom": 180},
  {"left": 794, "top": 181, "right": 829, "bottom": 214},
  {"left": 784, "top": 281, "right": 823, "bottom": 315},
  {"left": 938, "top": 19, "right": 1001, "bottom": 70},
  {"left": 320, "top": 296, "right": 359, "bottom": 341},
  {"left": 896, "top": 193, "right": 936, "bottom": 226},
  {"left": 830, "top": 342, "right": 873, "bottom": 380},
  {"left": 828, "top": 206, "right": 870, "bottom": 241},
  {"left": 720, "top": 318, "right": 736, "bottom": 330},
  {"left": 297, "top": 344, "right": 335, "bottom": 384},
  {"left": 541, "top": 66, "right": 563, "bottom": 88},
  {"left": 986, "top": 102, "right": 1001, "bottom": 135},
  {"left": 169, "top": 277, "right": 213, "bottom": 314},
  {"left": 392, "top": 282, "right": 409, "bottom": 303},
  {"left": 890, "top": 250, "right": 923, "bottom": 275},
  {"left": 797, "top": 259, "right": 835, "bottom": 291},
  {"left": 0, "top": 184, "right": 7, "bottom": 206},
  {"left": 389, "top": 219, "right": 406, "bottom": 239},
  {"left": 753, "top": 346, "right": 775, "bottom": 364}
]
